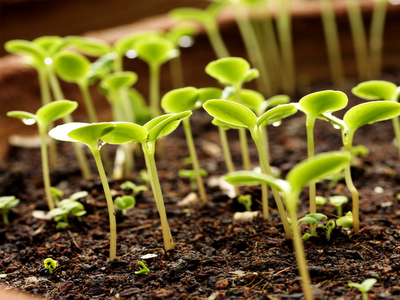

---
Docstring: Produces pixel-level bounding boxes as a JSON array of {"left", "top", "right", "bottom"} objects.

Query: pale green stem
[
  {"left": 253, "top": 130, "right": 291, "bottom": 238},
  {"left": 346, "top": 0, "right": 371, "bottom": 79},
  {"left": 337, "top": 205, "right": 343, "bottom": 217},
  {"left": 78, "top": 82, "right": 98, "bottom": 123},
  {"left": 150, "top": 63, "right": 161, "bottom": 118},
  {"left": 92, "top": 147, "right": 117, "bottom": 260},
  {"left": 48, "top": 68, "right": 92, "bottom": 180},
  {"left": 306, "top": 120, "right": 316, "bottom": 217},
  {"left": 218, "top": 127, "right": 239, "bottom": 196},
  {"left": 39, "top": 126, "right": 55, "bottom": 211},
  {"left": 2, "top": 209, "right": 9, "bottom": 225},
  {"left": 369, "top": 0, "right": 388, "bottom": 78},
  {"left": 277, "top": 0, "right": 296, "bottom": 95},
  {"left": 287, "top": 196, "right": 314, "bottom": 300},
  {"left": 142, "top": 142, "right": 175, "bottom": 251},
  {"left": 392, "top": 117, "right": 400, "bottom": 158},
  {"left": 234, "top": 4, "right": 273, "bottom": 96},
  {"left": 170, "top": 56, "right": 184, "bottom": 89},
  {"left": 182, "top": 118, "right": 207, "bottom": 204},
  {"left": 320, "top": 0, "right": 345, "bottom": 87},
  {"left": 113, "top": 54, "right": 123, "bottom": 73},
  {"left": 262, "top": 126, "right": 270, "bottom": 163},
  {"left": 235, "top": 84, "right": 251, "bottom": 171},
  {"left": 204, "top": 21, "right": 230, "bottom": 58}
]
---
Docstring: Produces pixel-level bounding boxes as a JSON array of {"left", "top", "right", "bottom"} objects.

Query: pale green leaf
[
  {"left": 257, "top": 104, "right": 297, "bottom": 128},
  {"left": 197, "top": 87, "right": 223, "bottom": 104},
  {"left": 227, "top": 89, "right": 265, "bottom": 113},
  {"left": 4, "top": 40, "right": 46, "bottom": 66},
  {"left": 100, "top": 71, "right": 138, "bottom": 95},
  {"left": 161, "top": 87, "right": 199, "bottom": 113},
  {"left": 6, "top": 111, "right": 37, "bottom": 124},
  {"left": 53, "top": 51, "right": 91, "bottom": 83},
  {"left": 36, "top": 100, "right": 78, "bottom": 125},
  {"left": 299, "top": 90, "right": 348, "bottom": 118},
  {"left": 135, "top": 37, "right": 176, "bottom": 66},
  {"left": 147, "top": 111, "right": 192, "bottom": 141},
  {"left": 352, "top": 80, "right": 398, "bottom": 101},
  {"left": 205, "top": 57, "right": 251, "bottom": 86},
  {"left": 101, "top": 122, "right": 148, "bottom": 144}
]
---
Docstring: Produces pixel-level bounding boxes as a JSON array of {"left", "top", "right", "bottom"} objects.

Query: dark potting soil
[{"left": 1, "top": 83, "right": 400, "bottom": 300}]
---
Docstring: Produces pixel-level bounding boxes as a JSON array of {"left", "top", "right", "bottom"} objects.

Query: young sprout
[
  {"left": 161, "top": 87, "right": 208, "bottom": 203},
  {"left": 223, "top": 151, "right": 351, "bottom": 300},
  {"left": 114, "top": 195, "right": 135, "bottom": 216},
  {"left": 316, "top": 196, "right": 327, "bottom": 210},
  {"left": 0, "top": 196, "right": 20, "bottom": 225},
  {"left": 100, "top": 111, "right": 192, "bottom": 251},
  {"left": 352, "top": 80, "right": 400, "bottom": 157},
  {"left": 329, "top": 195, "right": 348, "bottom": 217},
  {"left": 206, "top": 57, "right": 259, "bottom": 171},
  {"left": 44, "top": 258, "right": 58, "bottom": 274},
  {"left": 50, "top": 187, "right": 64, "bottom": 206},
  {"left": 120, "top": 181, "right": 148, "bottom": 196},
  {"left": 336, "top": 211, "right": 353, "bottom": 229},
  {"left": 179, "top": 169, "right": 208, "bottom": 191},
  {"left": 135, "top": 261, "right": 150, "bottom": 275},
  {"left": 319, "top": 220, "right": 336, "bottom": 241},
  {"left": 237, "top": 194, "right": 252, "bottom": 212},
  {"left": 49, "top": 122, "right": 118, "bottom": 259},
  {"left": 298, "top": 213, "right": 327, "bottom": 238},
  {"left": 7, "top": 100, "right": 78, "bottom": 210},
  {"left": 204, "top": 99, "right": 297, "bottom": 235},
  {"left": 348, "top": 278, "right": 377, "bottom": 300}
]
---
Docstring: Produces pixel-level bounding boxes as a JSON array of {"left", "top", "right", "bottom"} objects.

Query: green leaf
[
  {"left": 211, "top": 118, "right": 243, "bottom": 130},
  {"left": 114, "top": 31, "right": 162, "bottom": 56},
  {"left": 68, "top": 36, "right": 111, "bottom": 57},
  {"left": 135, "top": 37, "right": 177, "bottom": 66},
  {"left": 227, "top": 89, "right": 265, "bottom": 113},
  {"left": 4, "top": 39, "right": 46, "bottom": 66},
  {"left": 299, "top": 90, "right": 348, "bottom": 119},
  {"left": 69, "top": 191, "right": 89, "bottom": 201},
  {"left": 147, "top": 111, "right": 192, "bottom": 141},
  {"left": 161, "top": 87, "right": 199, "bottom": 113},
  {"left": 349, "top": 278, "right": 377, "bottom": 293},
  {"left": 352, "top": 80, "right": 398, "bottom": 101},
  {"left": 100, "top": 72, "right": 138, "bottom": 95},
  {"left": 36, "top": 100, "right": 78, "bottom": 125},
  {"left": 167, "top": 22, "right": 199, "bottom": 46},
  {"left": 286, "top": 151, "right": 351, "bottom": 194},
  {"left": 53, "top": 51, "right": 91, "bottom": 83},
  {"left": 197, "top": 87, "right": 223, "bottom": 104},
  {"left": 343, "top": 101, "right": 400, "bottom": 132},
  {"left": 257, "top": 104, "right": 297, "bottom": 128},
  {"left": 329, "top": 195, "right": 348, "bottom": 207},
  {"left": 203, "top": 99, "right": 257, "bottom": 129},
  {"left": 101, "top": 122, "right": 148, "bottom": 144},
  {"left": 33, "top": 36, "right": 63, "bottom": 52},
  {"left": 259, "top": 94, "right": 291, "bottom": 114},
  {"left": 298, "top": 216, "right": 319, "bottom": 224},
  {"left": 205, "top": 57, "right": 251, "bottom": 86},
  {"left": 115, "top": 195, "right": 135, "bottom": 211},
  {"left": 7, "top": 111, "right": 38, "bottom": 125}
]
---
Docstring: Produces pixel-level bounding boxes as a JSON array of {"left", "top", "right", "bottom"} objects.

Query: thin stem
[
  {"left": 204, "top": 21, "right": 230, "bottom": 58},
  {"left": 39, "top": 127, "right": 55, "bottom": 211},
  {"left": 79, "top": 83, "right": 98, "bottom": 123},
  {"left": 142, "top": 142, "right": 175, "bottom": 251},
  {"left": 218, "top": 127, "right": 239, "bottom": 196},
  {"left": 2, "top": 209, "right": 9, "bottom": 225},
  {"left": 262, "top": 126, "right": 270, "bottom": 163},
  {"left": 392, "top": 117, "right": 400, "bottom": 158},
  {"left": 320, "top": 0, "right": 345, "bottom": 87},
  {"left": 253, "top": 130, "right": 291, "bottom": 238},
  {"left": 150, "top": 63, "right": 161, "bottom": 118},
  {"left": 170, "top": 56, "right": 184, "bottom": 89},
  {"left": 369, "top": 0, "right": 388, "bottom": 77},
  {"left": 239, "top": 128, "right": 251, "bottom": 171},
  {"left": 306, "top": 120, "right": 316, "bottom": 216},
  {"left": 92, "top": 147, "right": 117, "bottom": 260},
  {"left": 182, "top": 118, "right": 207, "bottom": 204}
]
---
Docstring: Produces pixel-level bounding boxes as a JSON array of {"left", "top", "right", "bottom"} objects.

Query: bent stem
[
  {"left": 182, "top": 118, "right": 207, "bottom": 204},
  {"left": 142, "top": 142, "right": 175, "bottom": 251},
  {"left": 39, "top": 127, "right": 55, "bottom": 211},
  {"left": 92, "top": 147, "right": 117, "bottom": 260}
]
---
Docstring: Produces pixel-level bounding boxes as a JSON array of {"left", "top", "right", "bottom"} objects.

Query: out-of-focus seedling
[
  {"left": 336, "top": 211, "right": 353, "bottom": 229},
  {"left": 120, "top": 181, "right": 148, "bottom": 197},
  {"left": 329, "top": 195, "right": 348, "bottom": 217},
  {"left": 50, "top": 187, "right": 64, "bottom": 206},
  {"left": 114, "top": 195, "right": 135, "bottom": 216},
  {"left": 7, "top": 100, "right": 78, "bottom": 210},
  {"left": 348, "top": 278, "right": 377, "bottom": 300},
  {"left": 0, "top": 196, "right": 20, "bottom": 225},
  {"left": 179, "top": 169, "right": 208, "bottom": 191},
  {"left": 135, "top": 261, "right": 150, "bottom": 275},
  {"left": 316, "top": 196, "right": 327, "bottom": 210},
  {"left": 44, "top": 258, "right": 58, "bottom": 274},
  {"left": 298, "top": 213, "right": 327, "bottom": 238},
  {"left": 238, "top": 194, "right": 252, "bottom": 212},
  {"left": 319, "top": 220, "right": 336, "bottom": 241}
]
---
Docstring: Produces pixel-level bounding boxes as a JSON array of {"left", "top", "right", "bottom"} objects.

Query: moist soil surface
[{"left": 1, "top": 81, "right": 400, "bottom": 300}]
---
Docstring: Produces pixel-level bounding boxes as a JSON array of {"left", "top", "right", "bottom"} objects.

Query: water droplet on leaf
[{"left": 22, "top": 118, "right": 36, "bottom": 125}]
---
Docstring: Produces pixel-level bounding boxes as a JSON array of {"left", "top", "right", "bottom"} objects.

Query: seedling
[
  {"left": 237, "top": 194, "right": 252, "bottom": 212},
  {"left": 0, "top": 196, "right": 20, "bottom": 225},
  {"left": 298, "top": 213, "right": 327, "bottom": 238},
  {"left": 161, "top": 87, "right": 208, "bottom": 203},
  {"left": 7, "top": 100, "right": 78, "bottom": 210},
  {"left": 204, "top": 99, "right": 297, "bottom": 235},
  {"left": 114, "top": 195, "right": 135, "bottom": 216},
  {"left": 348, "top": 278, "right": 377, "bottom": 300},
  {"left": 49, "top": 122, "right": 118, "bottom": 259},
  {"left": 120, "top": 181, "right": 148, "bottom": 196},
  {"left": 329, "top": 195, "right": 348, "bottom": 217},
  {"left": 44, "top": 258, "right": 58, "bottom": 274},
  {"left": 319, "top": 220, "right": 336, "bottom": 241},
  {"left": 316, "top": 196, "right": 327, "bottom": 210},
  {"left": 179, "top": 169, "right": 208, "bottom": 191},
  {"left": 205, "top": 57, "right": 259, "bottom": 171},
  {"left": 100, "top": 111, "right": 192, "bottom": 251},
  {"left": 50, "top": 187, "right": 64, "bottom": 206},
  {"left": 223, "top": 151, "right": 351, "bottom": 300},
  {"left": 135, "top": 261, "right": 150, "bottom": 275},
  {"left": 336, "top": 211, "right": 353, "bottom": 229}
]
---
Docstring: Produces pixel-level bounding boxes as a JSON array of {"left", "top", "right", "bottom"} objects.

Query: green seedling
[
  {"left": 336, "top": 211, "right": 353, "bottom": 229},
  {"left": 316, "top": 196, "right": 327, "bottom": 209},
  {"left": 135, "top": 261, "right": 150, "bottom": 275},
  {"left": 348, "top": 278, "right": 377, "bottom": 300},
  {"left": 298, "top": 213, "right": 327, "bottom": 238},
  {"left": 352, "top": 80, "right": 400, "bottom": 157},
  {"left": 206, "top": 57, "right": 259, "bottom": 171},
  {"left": 7, "top": 100, "right": 78, "bottom": 210},
  {"left": 49, "top": 122, "right": 119, "bottom": 259},
  {"left": 223, "top": 151, "right": 351, "bottom": 300},
  {"left": 50, "top": 187, "right": 64, "bottom": 206},
  {"left": 66, "top": 35, "right": 111, "bottom": 57},
  {"left": 204, "top": 99, "right": 297, "bottom": 234},
  {"left": 0, "top": 196, "right": 20, "bottom": 225},
  {"left": 161, "top": 87, "right": 209, "bottom": 203},
  {"left": 370, "top": 0, "right": 389, "bottom": 77},
  {"left": 297, "top": 90, "right": 348, "bottom": 221},
  {"left": 179, "top": 169, "right": 208, "bottom": 191},
  {"left": 170, "top": 2, "right": 230, "bottom": 59},
  {"left": 100, "top": 111, "right": 192, "bottom": 251},
  {"left": 237, "top": 194, "right": 252, "bottom": 212},
  {"left": 44, "top": 258, "right": 58, "bottom": 274},
  {"left": 323, "top": 100, "right": 400, "bottom": 232},
  {"left": 329, "top": 195, "right": 348, "bottom": 217},
  {"left": 114, "top": 195, "right": 135, "bottom": 216},
  {"left": 134, "top": 36, "right": 179, "bottom": 117},
  {"left": 319, "top": 219, "right": 336, "bottom": 241},
  {"left": 120, "top": 181, "right": 148, "bottom": 196},
  {"left": 48, "top": 191, "right": 88, "bottom": 230}
]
